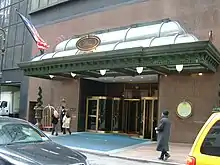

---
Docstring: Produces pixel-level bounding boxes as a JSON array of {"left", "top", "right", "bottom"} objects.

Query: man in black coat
[{"left": 155, "top": 110, "right": 171, "bottom": 161}]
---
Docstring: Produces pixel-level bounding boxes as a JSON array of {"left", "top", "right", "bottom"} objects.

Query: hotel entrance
[{"left": 85, "top": 95, "right": 158, "bottom": 140}]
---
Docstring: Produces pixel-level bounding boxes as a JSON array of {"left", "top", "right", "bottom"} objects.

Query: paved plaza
[{"left": 45, "top": 132, "right": 190, "bottom": 165}]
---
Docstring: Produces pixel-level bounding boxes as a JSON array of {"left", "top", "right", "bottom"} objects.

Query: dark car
[{"left": 0, "top": 116, "right": 89, "bottom": 165}]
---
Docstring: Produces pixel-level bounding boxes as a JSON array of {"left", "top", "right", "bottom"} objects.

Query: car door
[{"left": 194, "top": 116, "right": 220, "bottom": 165}]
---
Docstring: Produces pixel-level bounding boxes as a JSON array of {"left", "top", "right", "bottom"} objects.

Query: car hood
[{"left": 0, "top": 141, "right": 87, "bottom": 165}]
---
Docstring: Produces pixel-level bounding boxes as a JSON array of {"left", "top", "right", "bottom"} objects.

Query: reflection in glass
[
  {"left": 0, "top": 10, "right": 3, "bottom": 26},
  {"left": 98, "top": 98, "right": 112, "bottom": 131},
  {"left": 122, "top": 99, "right": 141, "bottom": 134},
  {"left": 48, "top": 0, "right": 58, "bottom": 5},
  {"left": 4, "top": 0, "right": 11, "bottom": 7},
  {"left": 111, "top": 98, "right": 121, "bottom": 131},
  {"left": 39, "top": 0, "right": 48, "bottom": 8},
  {"left": 30, "top": 0, "right": 40, "bottom": 11},
  {"left": 140, "top": 98, "right": 158, "bottom": 140},
  {"left": 3, "top": 7, "right": 10, "bottom": 27},
  {"left": 87, "top": 100, "right": 98, "bottom": 130}
]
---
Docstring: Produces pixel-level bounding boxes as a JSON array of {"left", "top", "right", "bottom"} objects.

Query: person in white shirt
[{"left": 62, "top": 112, "right": 71, "bottom": 135}]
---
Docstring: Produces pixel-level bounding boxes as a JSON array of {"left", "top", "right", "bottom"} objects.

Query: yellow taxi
[{"left": 187, "top": 112, "right": 220, "bottom": 165}]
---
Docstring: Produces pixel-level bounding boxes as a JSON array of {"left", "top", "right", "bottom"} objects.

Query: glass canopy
[{"left": 32, "top": 20, "right": 198, "bottom": 61}]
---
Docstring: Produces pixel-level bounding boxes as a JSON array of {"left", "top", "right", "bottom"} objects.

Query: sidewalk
[
  {"left": 44, "top": 132, "right": 190, "bottom": 165},
  {"left": 110, "top": 143, "right": 191, "bottom": 165}
]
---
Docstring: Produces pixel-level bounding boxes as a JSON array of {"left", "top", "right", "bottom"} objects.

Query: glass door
[
  {"left": 85, "top": 98, "right": 99, "bottom": 132},
  {"left": 111, "top": 98, "right": 121, "bottom": 132},
  {"left": 98, "top": 97, "right": 112, "bottom": 132},
  {"left": 122, "top": 99, "right": 141, "bottom": 135},
  {"left": 141, "top": 97, "right": 158, "bottom": 140}
]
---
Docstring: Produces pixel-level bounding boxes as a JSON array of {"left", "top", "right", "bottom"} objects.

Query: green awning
[{"left": 18, "top": 41, "right": 220, "bottom": 79}]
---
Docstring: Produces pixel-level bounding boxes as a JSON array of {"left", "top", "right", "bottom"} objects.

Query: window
[
  {"left": 30, "top": 0, "right": 69, "bottom": 12},
  {"left": 39, "top": 0, "right": 48, "bottom": 8},
  {"left": 0, "top": 123, "right": 49, "bottom": 145},
  {"left": 201, "top": 120, "right": 220, "bottom": 156},
  {"left": 30, "top": 0, "right": 39, "bottom": 11}
]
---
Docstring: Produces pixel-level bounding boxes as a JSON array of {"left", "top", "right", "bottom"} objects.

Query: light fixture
[
  {"left": 175, "top": 64, "right": 183, "bottom": 73},
  {"left": 141, "top": 76, "right": 143, "bottom": 79},
  {"left": 70, "top": 72, "right": 76, "bottom": 77},
  {"left": 100, "top": 69, "right": 106, "bottom": 76},
  {"left": 198, "top": 73, "right": 203, "bottom": 76},
  {"left": 49, "top": 75, "right": 54, "bottom": 79},
  {"left": 136, "top": 67, "right": 143, "bottom": 74}
]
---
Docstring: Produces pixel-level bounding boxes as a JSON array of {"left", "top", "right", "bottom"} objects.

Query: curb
[{"left": 66, "top": 146, "right": 185, "bottom": 165}]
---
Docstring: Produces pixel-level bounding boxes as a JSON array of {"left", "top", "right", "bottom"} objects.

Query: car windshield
[{"left": 0, "top": 122, "right": 50, "bottom": 145}]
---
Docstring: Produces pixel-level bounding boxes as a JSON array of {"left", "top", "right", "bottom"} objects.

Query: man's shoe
[
  {"left": 164, "top": 154, "right": 170, "bottom": 161},
  {"left": 158, "top": 157, "right": 164, "bottom": 161}
]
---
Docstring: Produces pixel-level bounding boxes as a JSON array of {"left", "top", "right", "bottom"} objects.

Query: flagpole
[{"left": 40, "top": 50, "right": 44, "bottom": 55}]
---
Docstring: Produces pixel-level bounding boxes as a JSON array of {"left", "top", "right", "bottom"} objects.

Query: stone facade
[
  {"left": 28, "top": 78, "right": 80, "bottom": 131},
  {"left": 27, "top": 0, "right": 220, "bottom": 143}
]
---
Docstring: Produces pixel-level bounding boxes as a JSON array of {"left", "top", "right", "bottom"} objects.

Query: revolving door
[
  {"left": 122, "top": 99, "right": 141, "bottom": 135},
  {"left": 85, "top": 96, "right": 112, "bottom": 132},
  {"left": 111, "top": 97, "right": 122, "bottom": 132},
  {"left": 140, "top": 97, "right": 158, "bottom": 140}
]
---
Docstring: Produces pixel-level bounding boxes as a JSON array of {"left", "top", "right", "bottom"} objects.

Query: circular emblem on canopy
[
  {"left": 76, "top": 35, "right": 101, "bottom": 51},
  {"left": 176, "top": 101, "right": 192, "bottom": 119}
]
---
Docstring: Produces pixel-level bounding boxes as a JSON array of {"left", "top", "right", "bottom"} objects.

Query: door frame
[
  {"left": 85, "top": 97, "right": 99, "bottom": 132},
  {"left": 122, "top": 98, "right": 140, "bottom": 134},
  {"left": 141, "top": 96, "right": 158, "bottom": 140},
  {"left": 85, "top": 96, "right": 107, "bottom": 132},
  {"left": 111, "top": 97, "right": 121, "bottom": 133}
]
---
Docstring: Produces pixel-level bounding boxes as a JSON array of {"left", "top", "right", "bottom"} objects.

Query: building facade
[
  {"left": 0, "top": 0, "right": 32, "bottom": 118},
  {"left": 19, "top": 0, "right": 220, "bottom": 143}
]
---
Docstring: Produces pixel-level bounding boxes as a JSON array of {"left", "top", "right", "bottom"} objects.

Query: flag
[{"left": 16, "top": 10, "right": 49, "bottom": 50}]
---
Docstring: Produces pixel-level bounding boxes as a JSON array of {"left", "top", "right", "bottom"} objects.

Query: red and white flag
[{"left": 17, "top": 10, "right": 49, "bottom": 50}]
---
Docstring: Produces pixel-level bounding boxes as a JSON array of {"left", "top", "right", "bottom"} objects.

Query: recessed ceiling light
[
  {"left": 141, "top": 77, "right": 143, "bottom": 79},
  {"left": 198, "top": 73, "right": 203, "bottom": 76},
  {"left": 122, "top": 77, "right": 124, "bottom": 79},
  {"left": 130, "top": 80, "right": 132, "bottom": 81}
]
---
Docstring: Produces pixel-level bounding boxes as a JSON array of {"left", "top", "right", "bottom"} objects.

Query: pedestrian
[
  {"left": 62, "top": 112, "right": 71, "bottom": 135},
  {"left": 51, "top": 109, "right": 59, "bottom": 136},
  {"left": 155, "top": 110, "right": 171, "bottom": 161},
  {"left": 60, "top": 106, "right": 66, "bottom": 132}
]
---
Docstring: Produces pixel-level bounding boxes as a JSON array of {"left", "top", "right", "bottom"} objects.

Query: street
[{"left": 84, "top": 153, "right": 164, "bottom": 165}]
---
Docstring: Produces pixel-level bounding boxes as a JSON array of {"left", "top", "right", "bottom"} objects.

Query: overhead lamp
[
  {"left": 100, "top": 69, "right": 106, "bottom": 76},
  {"left": 70, "top": 72, "right": 76, "bottom": 77},
  {"left": 49, "top": 75, "right": 54, "bottom": 79},
  {"left": 136, "top": 67, "right": 143, "bottom": 74},
  {"left": 198, "top": 73, "right": 203, "bottom": 76},
  {"left": 175, "top": 64, "right": 183, "bottom": 73}
]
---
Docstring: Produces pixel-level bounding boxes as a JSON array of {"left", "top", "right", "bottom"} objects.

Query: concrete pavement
[
  {"left": 44, "top": 132, "right": 190, "bottom": 165},
  {"left": 85, "top": 153, "right": 175, "bottom": 165}
]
